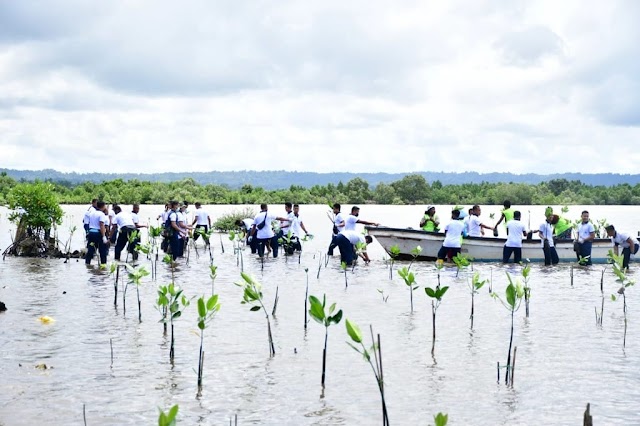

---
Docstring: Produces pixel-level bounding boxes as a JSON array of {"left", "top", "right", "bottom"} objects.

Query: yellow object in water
[{"left": 38, "top": 316, "right": 55, "bottom": 324}]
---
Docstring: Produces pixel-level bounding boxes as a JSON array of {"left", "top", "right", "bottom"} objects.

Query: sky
[{"left": 1, "top": 0, "right": 639, "bottom": 175}]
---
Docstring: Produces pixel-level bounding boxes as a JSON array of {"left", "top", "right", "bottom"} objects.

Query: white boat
[{"left": 366, "top": 226, "right": 619, "bottom": 263}]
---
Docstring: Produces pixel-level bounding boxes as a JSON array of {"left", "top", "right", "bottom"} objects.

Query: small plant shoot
[
  {"left": 308, "top": 294, "right": 343, "bottom": 388},
  {"left": 398, "top": 266, "right": 418, "bottom": 313}
]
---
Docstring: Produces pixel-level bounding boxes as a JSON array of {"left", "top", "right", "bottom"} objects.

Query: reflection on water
[{"left": 1, "top": 206, "right": 640, "bottom": 424}]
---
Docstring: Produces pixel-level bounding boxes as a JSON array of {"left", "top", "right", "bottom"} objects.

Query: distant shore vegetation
[{"left": 1, "top": 172, "right": 639, "bottom": 206}]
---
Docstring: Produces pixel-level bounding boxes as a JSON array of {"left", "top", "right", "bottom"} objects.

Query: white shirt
[
  {"left": 611, "top": 231, "right": 637, "bottom": 249},
  {"left": 88, "top": 210, "right": 108, "bottom": 230},
  {"left": 280, "top": 211, "right": 294, "bottom": 234},
  {"left": 253, "top": 211, "right": 277, "bottom": 239},
  {"left": 334, "top": 212, "right": 345, "bottom": 233},
  {"left": 194, "top": 208, "right": 210, "bottom": 226},
  {"left": 108, "top": 209, "right": 116, "bottom": 225},
  {"left": 539, "top": 222, "right": 555, "bottom": 247},
  {"left": 131, "top": 212, "right": 140, "bottom": 226},
  {"left": 343, "top": 214, "right": 359, "bottom": 231},
  {"left": 169, "top": 211, "right": 184, "bottom": 239},
  {"left": 467, "top": 215, "right": 482, "bottom": 237},
  {"left": 291, "top": 214, "right": 304, "bottom": 237},
  {"left": 83, "top": 205, "right": 95, "bottom": 225},
  {"left": 578, "top": 222, "right": 595, "bottom": 240},
  {"left": 161, "top": 210, "right": 170, "bottom": 222},
  {"left": 340, "top": 230, "right": 365, "bottom": 245},
  {"left": 115, "top": 212, "right": 135, "bottom": 229},
  {"left": 443, "top": 220, "right": 465, "bottom": 248},
  {"left": 241, "top": 218, "right": 254, "bottom": 231},
  {"left": 505, "top": 220, "right": 526, "bottom": 248}
]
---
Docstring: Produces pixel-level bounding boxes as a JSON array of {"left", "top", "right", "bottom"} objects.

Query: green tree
[{"left": 391, "top": 174, "right": 430, "bottom": 204}]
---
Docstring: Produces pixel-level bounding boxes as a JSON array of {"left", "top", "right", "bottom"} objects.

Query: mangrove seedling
[
  {"left": 388, "top": 244, "right": 401, "bottom": 279},
  {"left": 345, "top": 319, "right": 389, "bottom": 426},
  {"left": 521, "top": 263, "right": 532, "bottom": 317},
  {"left": 304, "top": 268, "right": 310, "bottom": 330},
  {"left": 491, "top": 273, "right": 525, "bottom": 386},
  {"left": 452, "top": 252, "right": 472, "bottom": 277},
  {"left": 125, "top": 264, "right": 150, "bottom": 322},
  {"left": 596, "top": 267, "right": 606, "bottom": 326},
  {"left": 156, "top": 283, "right": 190, "bottom": 362},
  {"left": 433, "top": 412, "right": 449, "bottom": 426},
  {"left": 63, "top": 224, "right": 77, "bottom": 262},
  {"left": 408, "top": 245, "right": 423, "bottom": 271},
  {"left": 377, "top": 289, "right": 389, "bottom": 303},
  {"left": 125, "top": 229, "right": 140, "bottom": 263},
  {"left": 608, "top": 250, "right": 635, "bottom": 347},
  {"left": 109, "top": 262, "right": 119, "bottom": 306},
  {"left": 468, "top": 272, "right": 487, "bottom": 329},
  {"left": 196, "top": 293, "right": 221, "bottom": 395},
  {"left": 209, "top": 264, "right": 218, "bottom": 295},
  {"left": 435, "top": 259, "right": 444, "bottom": 287},
  {"left": 158, "top": 404, "right": 179, "bottom": 426},
  {"left": 398, "top": 266, "right": 418, "bottom": 313},
  {"left": 235, "top": 273, "right": 276, "bottom": 357},
  {"left": 309, "top": 294, "right": 343, "bottom": 388},
  {"left": 424, "top": 283, "right": 449, "bottom": 354}
]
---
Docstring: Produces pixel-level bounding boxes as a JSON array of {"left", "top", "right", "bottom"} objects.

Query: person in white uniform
[{"left": 502, "top": 211, "right": 527, "bottom": 263}]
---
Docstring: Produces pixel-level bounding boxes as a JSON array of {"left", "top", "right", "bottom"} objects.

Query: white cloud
[{"left": 0, "top": 0, "right": 639, "bottom": 175}]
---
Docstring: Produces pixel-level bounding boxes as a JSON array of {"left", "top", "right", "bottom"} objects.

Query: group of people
[
  {"left": 432, "top": 200, "right": 638, "bottom": 268},
  {"left": 158, "top": 201, "right": 212, "bottom": 260},
  {"left": 82, "top": 199, "right": 147, "bottom": 266}
]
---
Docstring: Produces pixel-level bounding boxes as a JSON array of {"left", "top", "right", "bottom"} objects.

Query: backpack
[{"left": 162, "top": 212, "right": 176, "bottom": 238}]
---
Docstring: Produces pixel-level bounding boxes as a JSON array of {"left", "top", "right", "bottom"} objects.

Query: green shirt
[
  {"left": 421, "top": 214, "right": 440, "bottom": 232},
  {"left": 502, "top": 208, "right": 514, "bottom": 227},
  {"left": 554, "top": 216, "right": 572, "bottom": 236}
]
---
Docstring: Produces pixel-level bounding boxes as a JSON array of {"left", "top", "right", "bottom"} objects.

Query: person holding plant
[
  {"left": 605, "top": 225, "right": 639, "bottom": 269},
  {"left": 420, "top": 205, "right": 440, "bottom": 232},
  {"left": 467, "top": 205, "right": 494, "bottom": 237},
  {"left": 85, "top": 200, "right": 109, "bottom": 266},
  {"left": 539, "top": 213, "right": 559, "bottom": 265},
  {"left": 336, "top": 230, "right": 373, "bottom": 266},
  {"left": 550, "top": 214, "right": 572, "bottom": 239},
  {"left": 112, "top": 205, "right": 136, "bottom": 261},
  {"left": 437, "top": 209, "right": 465, "bottom": 261},
  {"left": 502, "top": 211, "right": 527, "bottom": 263},
  {"left": 493, "top": 200, "right": 515, "bottom": 236},
  {"left": 575, "top": 210, "right": 595, "bottom": 265},
  {"left": 248, "top": 204, "right": 289, "bottom": 258}
]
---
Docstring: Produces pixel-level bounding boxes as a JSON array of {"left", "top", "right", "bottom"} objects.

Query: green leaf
[
  {"left": 171, "top": 311, "right": 182, "bottom": 319},
  {"left": 425, "top": 287, "right": 436, "bottom": 298},
  {"left": 345, "top": 318, "right": 363, "bottom": 343},
  {"left": 198, "top": 320, "right": 205, "bottom": 330},
  {"left": 611, "top": 294, "right": 617, "bottom": 301},
  {"left": 207, "top": 294, "right": 219, "bottom": 311},
  {"left": 437, "top": 286, "right": 449, "bottom": 299},
  {"left": 309, "top": 295, "right": 326, "bottom": 322},
  {"left": 506, "top": 284, "right": 516, "bottom": 309},
  {"left": 332, "top": 310, "right": 343, "bottom": 325},
  {"left": 328, "top": 302, "right": 336, "bottom": 315},
  {"left": 434, "top": 412, "right": 448, "bottom": 426},
  {"left": 197, "top": 297, "right": 206, "bottom": 318},
  {"left": 250, "top": 305, "right": 261, "bottom": 312}
]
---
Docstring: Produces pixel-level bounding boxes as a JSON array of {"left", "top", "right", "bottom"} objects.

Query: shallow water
[{"left": 1, "top": 205, "right": 639, "bottom": 425}]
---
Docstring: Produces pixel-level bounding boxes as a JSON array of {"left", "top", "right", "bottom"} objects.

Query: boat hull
[{"left": 366, "top": 226, "right": 618, "bottom": 263}]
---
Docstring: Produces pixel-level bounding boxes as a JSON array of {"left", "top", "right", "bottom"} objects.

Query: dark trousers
[
  {"left": 193, "top": 225, "right": 209, "bottom": 243},
  {"left": 621, "top": 245, "right": 639, "bottom": 269},
  {"left": 114, "top": 226, "right": 135, "bottom": 261},
  {"left": 110, "top": 228, "right": 118, "bottom": 244},
  {"left": 328, "top": 234, "right": 338, "bottom": 255},
  {"left": 543, "top": 245, "right": 559, "bottom": 265},
  {"left": 575, "top": 241, "right": 592, "bottom": 265},
  {"left": 257, "top": 237, "right": 278, "bottom": 258},
  {"left": 503, "top": 246, "right": 522, "bottom": 263},
  {"left": 336, "top": 234, "right": 356, "bottom": 265},
  {"left": 437, "top": 246, "right": 461, "bottom": 261},
  {"left": 85, "top": 231, "right": 108, "bottom": 265},
  {"left": 170, "top": 236, "right": 184, "bottom": 260},
  {"left": 248, "top": 233, "right": 258, "bottom": 254}
]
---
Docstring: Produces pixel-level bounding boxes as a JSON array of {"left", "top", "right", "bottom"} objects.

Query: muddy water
[{"left": 0, "top": 205, "right": 639, "bottom": 425}]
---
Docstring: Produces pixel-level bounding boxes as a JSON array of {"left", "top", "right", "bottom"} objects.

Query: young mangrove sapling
[
  {"left": 345, "top": 319, "right": 389, "bottom": 426},
  {"left": 125, "top": 264, "right": 150, "bottom": 322},
  {"left": 424, "top": 283, "right": 449, "bottom": 354},
  {"left": 398, "top": 266, "right": 418, "bottom": 313},
  {"left": 468, "top": 272, "right": 487, "bottom": 329},
  {"left": 156, "top": 283, "right": 190, "bottom": 362},
  {"left": 308, "top": 294, "right": 343, "bottom": 388},
  {"left": 196, "top": 293, "right": 221, "bottom": 395},
  {"left": 608, "top": 250, "right": 635, "bottom": 347},
  {"left": 491, "top": 273, "right": 525, "bottom": 386},
  {"left": 158, "top": 404, "right": 179, "bottom": 426},
  {"left": 388, "top": 244, "right": 400, "bottom": 279},
  {"left": 235, "top": 273, "right": 276, "bottom": 357}
]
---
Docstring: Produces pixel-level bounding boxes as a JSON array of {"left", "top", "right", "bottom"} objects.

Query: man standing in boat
[
  {"left": 420, "top": 205, "right": 440, "bottom": 232},
  {"left": 467, "top": 205, "right": 495, "bottom": 237},
  {"left": 493, "top": 200, "right": 515, "bottom": 236}
]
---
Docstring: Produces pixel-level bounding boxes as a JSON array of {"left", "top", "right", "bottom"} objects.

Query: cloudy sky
[{"left": 1, "top": 0, "right": 639, "bottom": 175}]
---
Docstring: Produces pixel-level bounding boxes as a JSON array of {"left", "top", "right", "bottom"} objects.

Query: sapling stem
[
  {"left": 83, "top": 403, "right": 87, "bottom": 426},
  {"left": 431, "top": 300, "right": 436, "bottom": 355},
  {"left": 505, "top": 309, "right": 514, "bottom": 385},
  {"left": 110, "top": 338, "right": 113, "bottom": 368},
  {"left": 272, "top": 286, "right": 279, "bottom": 317},
  {"left": 304, "top": 270, "right": 309, "bottom": 330},
  {"left": 321, "top": 330, "right": 328, "bottom": 387},
  {"left": 316, "top": 255, "right": 322, "bottom": 279},
  {"left": 570, "top": 265, "right": 574, "bottom": 287},
  {"left": 220, "top": 234, "right": 225, "bottom": 253},
  {"left": 511, "top": 346, "right": 517, "bottom": 388},
  {"left": 136, "top": 285, "right": 141, "bottom": 322}
]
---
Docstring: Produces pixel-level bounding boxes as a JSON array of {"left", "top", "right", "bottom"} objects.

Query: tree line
[{"left": 1, "top": 172, "right": 640, "bottom": 206}]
